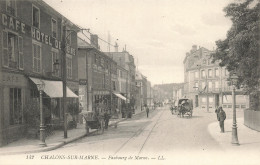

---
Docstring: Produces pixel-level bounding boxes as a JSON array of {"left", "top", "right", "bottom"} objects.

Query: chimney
[
  {"left": 190, "top": 45, "right": 197, "bottom": 53},
  {"left": 114, "top": 42, "right": 118, "bottom": 52},
  {"left": 90, "top": 34, "right": 99, "bottom": 49}
]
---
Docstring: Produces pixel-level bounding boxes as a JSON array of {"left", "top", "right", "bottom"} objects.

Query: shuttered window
[
  {"left": 33, "top": 43, "right": 41, "bottom": 73},
  {"left": 18, "top": 36, "right": 23, "bottom": 69},
  {"left": 2, "top": 31, "right": 8, "bottom": 67}
]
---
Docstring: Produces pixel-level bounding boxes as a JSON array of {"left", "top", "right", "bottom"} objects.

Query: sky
[{"left": 44, "top": 0, "right": 233, "bottom": 85}]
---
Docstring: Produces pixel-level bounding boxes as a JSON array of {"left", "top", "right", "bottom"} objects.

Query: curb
[{"left": 0, "top": 109, "right": 150, "bottom": 156}]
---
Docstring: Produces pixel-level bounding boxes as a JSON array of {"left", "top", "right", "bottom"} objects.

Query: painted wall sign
[
  {"left": 2, "top": 72, "right": 26, "bottom": 86},
  {"left": 1, "top": 13, "right": 76, "bottom": 56},
  {"left": 1, "top": 13, "right": 26, "bottom": 34},
  {"left": 31, "top": 27, "right": 61, "bottom": 49},
  {"left": 66, "top": 44, "right": 76, "bottom": 56}
]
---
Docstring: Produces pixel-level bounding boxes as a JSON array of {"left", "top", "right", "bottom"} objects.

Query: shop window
[
  {"left": 33, "top": 43, "right": 41, "bottom": 73},
  {"left": 6, "top": 0, "right": 16, "bottom": 16},
  {"left": 32, "top": 5, "right": 40, "bottom": 29},
  {"left": 51, "top": 18, "right": 57, "bottom": 38},
  {"left": 223, "top": 105, "right": 227, "bottom": 108},
  {"left": 9, "top": 88, "right": 22, "bottom": 125},
  {"left": 228, "top": 105, "right": 232, "bottom": 108},
  {"left": 66, "top": 56, "right": 72, "bottom": 79},
  {"left": 52, "top": 51, "right": 60, "bottom": 77}
]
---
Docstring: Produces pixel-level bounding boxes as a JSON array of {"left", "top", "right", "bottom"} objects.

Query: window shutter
[
  {"left": 18, "top": 36, "right": 24, "bottom": 69},
  {"left": 2, "top": 31, "right": 8, "bottom": 67}
]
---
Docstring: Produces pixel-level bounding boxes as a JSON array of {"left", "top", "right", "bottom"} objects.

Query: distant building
[
  {"left": 183, "top": 45, "right": 249, "bottom": 111},
  {"left": 105, "top": 47, "right": 136, "bottom": 105},
  {"left": 135, "top": 71, "right": 147, "bottom": 111},
  {"left": 78, "top": 36, "right": 116, "bottom": 113},
  {"left": 173, "top": 83, "right": 185, "bottom": 102}
]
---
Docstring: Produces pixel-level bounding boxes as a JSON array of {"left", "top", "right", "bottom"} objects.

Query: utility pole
[
  {"left": 62, "top": 25, "right": 68, "bottom": 138},
  {"left": 110, "top": 62, "right": 113, "bottom": 114}
]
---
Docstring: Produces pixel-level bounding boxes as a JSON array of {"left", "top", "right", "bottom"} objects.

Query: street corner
[
  {"left": 207, "top": 119, "right": 234, "bottom": 149},
  {"left": 207, "top": 117, "right": 260, "bottom": 152}
]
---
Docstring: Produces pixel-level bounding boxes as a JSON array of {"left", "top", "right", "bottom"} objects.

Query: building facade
[
  {"left": 135, "top": 71, "right": 148, "bottom": 111},
  {"left": 78, "top": 37, "right": 124, "bottom": 117},
  {"left": 106, "top": 49, "right": 136, "bottom": 103},
  {"left": 0, "top": 0, "right": 79, "bottom": 146},
  {"left": 183, "top": 45, "right": 249, "bottom": 111}
]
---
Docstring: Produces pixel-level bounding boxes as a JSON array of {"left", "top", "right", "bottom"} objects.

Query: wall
[{"left": 244, "top": 109, "right": 260, "bottom": 131}]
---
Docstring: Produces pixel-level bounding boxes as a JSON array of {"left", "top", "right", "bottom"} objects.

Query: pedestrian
[
  {"left": 217, "top": 106, "right": 226, "bottom": 133},
  {"left": 215, "top": 106, "right": 220, "bottom": 119},
  {"left": 104, "top": 109, "right": 111, "bottom": 129},
  {"left": 145, "top": 104, "right": 149, "bottom": 118}
]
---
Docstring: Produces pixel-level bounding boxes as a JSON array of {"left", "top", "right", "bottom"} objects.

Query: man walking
[
  {"left": 217, "top": 107, "right": 226, "bottom": 133},
  {"left": 145, "top": 104, "right": 149, "bottom": 118}
]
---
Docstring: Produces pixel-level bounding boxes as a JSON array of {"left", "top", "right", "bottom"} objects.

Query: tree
[{"left": 211, "top": 0, "right": 260, "bottom": 110}]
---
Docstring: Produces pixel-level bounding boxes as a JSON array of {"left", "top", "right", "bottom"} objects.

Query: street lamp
[
  {"left": 230, "top": 72, "right": 239, "bottom": 145},
  {"left": 36, "top": 80, "right": 46, "bottom": 147}
]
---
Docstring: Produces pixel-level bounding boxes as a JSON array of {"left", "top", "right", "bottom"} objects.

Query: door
[
  {"left": 195, "top": 95, "right": 199, "bottom": 107},
  {"left": 215, "top": 94, "right": 219, "bottom": 107}
]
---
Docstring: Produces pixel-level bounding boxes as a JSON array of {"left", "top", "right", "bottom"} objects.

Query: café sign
[{"left": 1, "top": 13, "right": 75, "bottom": 56}]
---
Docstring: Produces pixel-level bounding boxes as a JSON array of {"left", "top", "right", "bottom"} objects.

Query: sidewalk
[
  {"left": 208, "top": 117, "right": 260, "bottom": 152},
  {"left": 0, "top": 109, "right": 146, "bottom": 156}
]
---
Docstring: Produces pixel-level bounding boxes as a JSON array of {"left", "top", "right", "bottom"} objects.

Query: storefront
[
  {"left": 1, "top": 72, "right": 28, "bottom": 144},
  {"left": 29, "top": 77, "right": 78, "bottom": 127}
]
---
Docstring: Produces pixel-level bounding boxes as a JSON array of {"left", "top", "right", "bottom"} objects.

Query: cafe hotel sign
[{"left": 1, "top": 13, "right": 76, "bottom": 56}]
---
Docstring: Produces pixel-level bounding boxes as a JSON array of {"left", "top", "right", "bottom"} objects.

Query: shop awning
[
  {"left": 113, "top": 92, "right": 126, "bottom": 100},
  {"left": 29, "top": 77, "right": 78, "bottom": 98}
]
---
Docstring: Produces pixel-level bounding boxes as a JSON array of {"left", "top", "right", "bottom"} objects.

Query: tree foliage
[{"left": 211, "top": 0, "right": 260, "bottom": 95}]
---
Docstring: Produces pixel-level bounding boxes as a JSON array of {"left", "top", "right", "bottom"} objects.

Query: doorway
[{"left": 195, "top": 95, "right": 199, "bottom": 107}]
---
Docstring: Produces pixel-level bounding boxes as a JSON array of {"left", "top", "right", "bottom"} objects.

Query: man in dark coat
[
  {"left": 217, "top": 107, "right": 226, "bottom": 133},
  {"left": 145, "top": 104, "right": 149, "bottom": 118}
]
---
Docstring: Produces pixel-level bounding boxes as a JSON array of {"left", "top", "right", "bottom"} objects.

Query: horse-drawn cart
[
  {"left": 177, "top": 98, "right": 193, "bottom": 118},
  {"left": 83, "top": 111, "right": 105, "bottom": 134}
]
